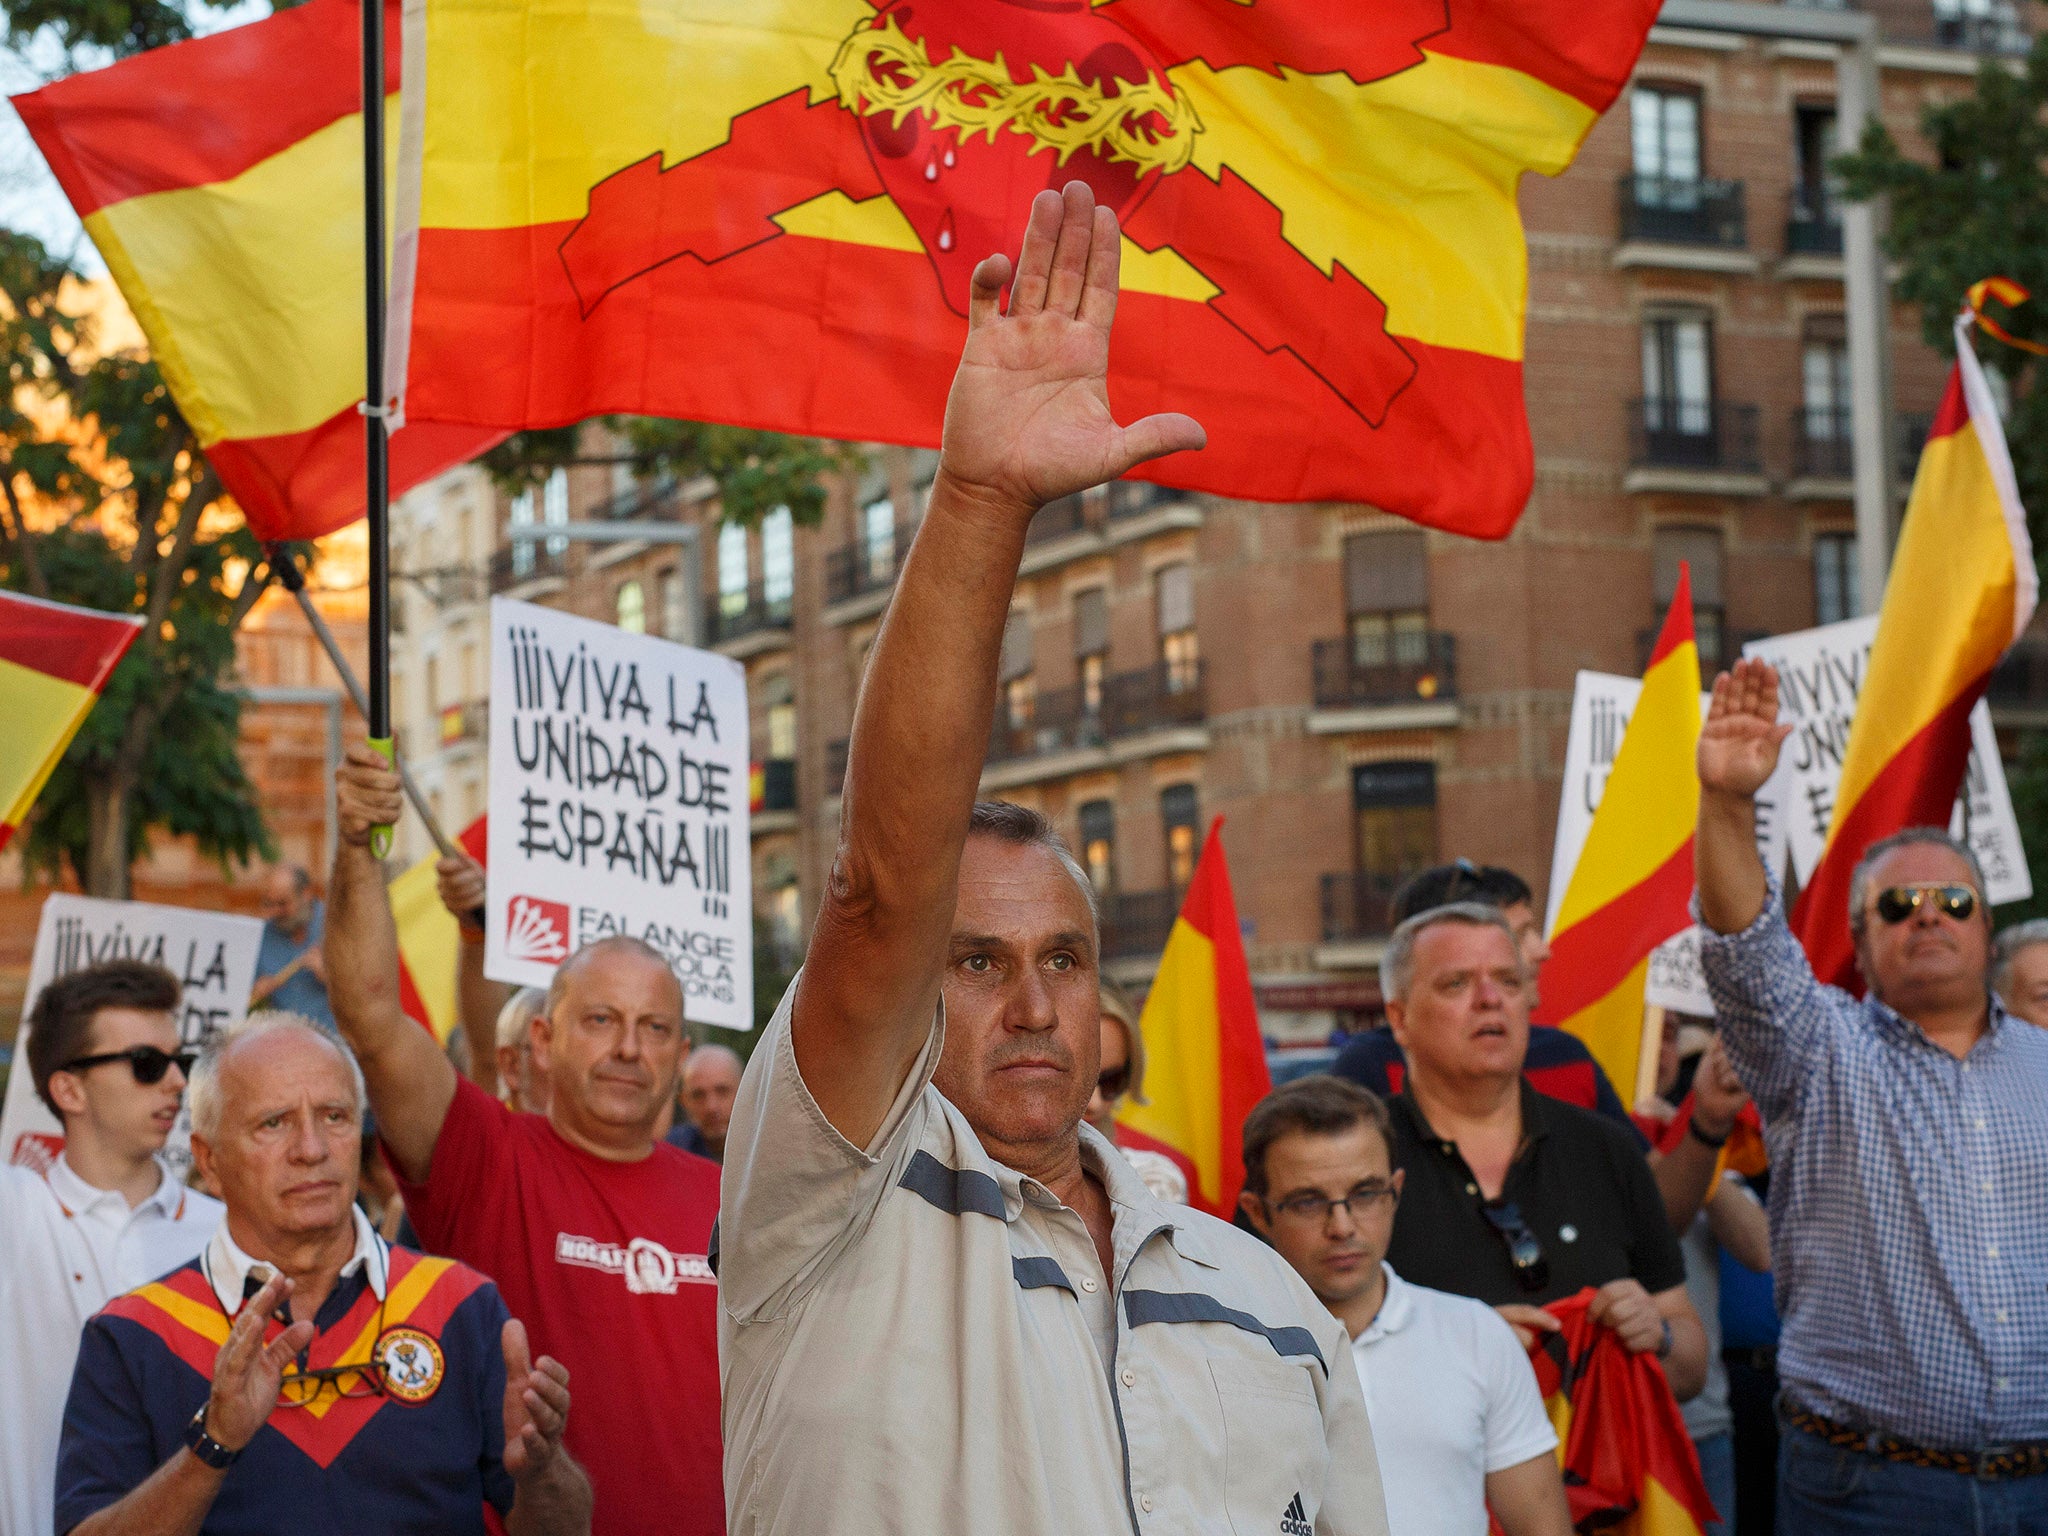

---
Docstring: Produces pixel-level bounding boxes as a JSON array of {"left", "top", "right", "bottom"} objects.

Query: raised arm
[
  {"left": 327, "top": 743, "right": 458, "bottom": 1181},
  {"left": 794, "top": 182, "right": 1203, "bottom": 1145},
  {"left": 1695, "top": 659, "right": 1793, "bottom": 935},
  {"left": 438, "top": 851, "right": 512, "bottom": 1091}
]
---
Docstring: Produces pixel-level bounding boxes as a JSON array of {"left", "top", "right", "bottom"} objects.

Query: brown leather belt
[{"left": 1786, "top": 1404, "right": 2048, "bottom": 1481}]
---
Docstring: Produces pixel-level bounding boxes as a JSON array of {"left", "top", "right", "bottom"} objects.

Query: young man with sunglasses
[
  {"left": 52, "top": 1013, "right": 590, "bottom": 1536},
  {"left": 1696, "top": 659, "right": 2048, "bottom": 1532},
  {"left": 1, "top": 961, "right": 222, "bottom": 1536},
  {"left": 1241, "top": 1075, "right": 1570, "bottom": 1536},
  {"left": 1373, "top": 903, "right": 1707, "bottom": 1401}
]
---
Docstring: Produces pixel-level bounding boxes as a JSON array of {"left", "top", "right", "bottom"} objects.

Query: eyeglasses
[
  {"left": 57, "top": 1045, "right": 197, "bottom": 1086},
  {"left": 277, "top": 1287, "right": 387, "bottom": 1409},
  {"left": 1268, "top": 1182, "right": 1399, "bottom": 1225},
  {"left": 1442, "top": 856, "right": 1485, "bottom": 904},
  {"left": 1095, "top": 1066, "right": 1131, "bottom": 1100},
  {"left": 1480, "top": 1200, "right": 1551, "bottom": 1294},
  {"left": 1873, "top": 884, "right": 1978, "bottom": 925}
]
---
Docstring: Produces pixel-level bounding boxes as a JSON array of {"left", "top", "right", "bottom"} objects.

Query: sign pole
[{"left": 362, "top": 0, "right": 395, "bottom": 856}]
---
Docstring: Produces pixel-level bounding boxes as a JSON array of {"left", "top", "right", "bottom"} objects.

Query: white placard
[
  {"left": 485, "top": 597, "right": 753, "bottom": 1030},
  {"left": 1741, "top": 618, "right": 2030, "bottom": 904},
  {"left": 0, "top": 894, "right": 263, "bottom": 1175}
]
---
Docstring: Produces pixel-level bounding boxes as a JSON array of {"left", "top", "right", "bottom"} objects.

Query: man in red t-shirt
[{"left": 325, "top": 748, "right": 723, "bottom": 1536}]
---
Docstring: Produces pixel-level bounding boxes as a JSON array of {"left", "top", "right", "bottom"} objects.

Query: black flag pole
[{"left": 361, "top": 0, "right": 394, "bottom": 857}]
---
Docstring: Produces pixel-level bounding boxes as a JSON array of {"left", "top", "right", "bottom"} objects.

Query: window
[
  {"left": 1074, "top": 588, "right": 1109, "bottom": 715},
  {"left": 1156, "top": 565, "right": 1197, "bottom": 692},
  {"left": 1161, "top": 784, "right": 1202, "bottom": 892},
  {"left": 660, "top": 565, "right": 689, "bottom": 642},
  {"left": 616, "top": 580, "right": 645, "bottom": 634},
  {"left": 510, "top": 488, "right": 536, "bottom": 577},
  {"left": 1642, "top": 315, "right": 1713, "bottom": 437},
  {"left": 1814, "top": 532, "right": 1859, "bottom": 626},
  {"left": 862, "top": 498, "right": 896, "bottom": 584},
  {"left": 1802, "top": 316, "right": 1849, "bottom": 443},
  {"left": 762, "top": 506, "right": 795, "bottom": 612},
  {"left": 542, "top": 468, "right": 569, "bottom": 556},
  {"left": 1631, "top": 85, "right": 1702, "bottom": 203},
  {"left": 1079, "top": 800, "right": 1117, "bottom": 895},
  {"left": 765, "top": 673, "right": 797, "bottom": 761},
  {"left": 764, "top": 852, "right": 802, "bottom": 964},
  {"left": 1000, "top": 610, "right": 1035, "bottom": 730},
  {"left": 1793, "top": 104, "right": 1839, "bottom": 225},
  {"left": 1654, "top": 525, "right": 1726, "bottom": 670},
  {"left": 1352, "top": 763, "right": 1437, "bottom": 884},
  {"left": 1344, "top": 531, "right": 1429, "bottom": 668},
  {"left": 718, "top": 522, "right": 750, "bottom": 619}
]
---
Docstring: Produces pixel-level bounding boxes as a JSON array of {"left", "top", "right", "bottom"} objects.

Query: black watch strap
[
  {"left": 1687, "top": 1117, "right": 1730, "bottom": 1150},
  {"left": 184, "top": 1405, "right": 241, "bottom": 1470}
]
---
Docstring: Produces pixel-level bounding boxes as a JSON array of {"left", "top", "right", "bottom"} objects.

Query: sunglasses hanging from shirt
[
  {"left": 1872, "top": 884, "right": 1978, "bottom": 925},
  {"left": 1480, "top": 1199, "right": 1551, "bottom": 1294},
  {"left": 57, "top": 1044, "right": 197, "bottom": 1085}
]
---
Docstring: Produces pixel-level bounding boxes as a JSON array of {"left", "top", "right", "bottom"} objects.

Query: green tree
[{"left": 0, "top": 230, "right": 303, "bottom": 896}]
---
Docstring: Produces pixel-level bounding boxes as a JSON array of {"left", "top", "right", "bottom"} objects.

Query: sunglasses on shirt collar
[
  {"left": 1872, "top": 884, "right": 1978, "bottom": 925},
  {"left": 1480, "top": 1199, "right": 1551, "bottom": 1295},
  {"left": 57, "top": 1044, "right": 197, "bottom": 1086}
]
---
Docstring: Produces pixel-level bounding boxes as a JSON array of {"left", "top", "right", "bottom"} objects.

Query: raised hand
[
  {"left": 501, "top": 1318, "right": 572, "bottom": 1481},
  {"left": 1698, "top": 658, "right": 1793, "bottom": 800},
  {"left": 936, "top": 180, "right": 1205, "bottom": 521},
  {"left": 337, "top": 742, "right": 406, "bottom": 848},
  {"left": 204, "top": 1273, "right": 316, "bottom": 1453},
  {"left": 1690, "top": 1035, "right": 1749, "bottom": 1140},
  {"left": 436, "top": 851, "right": 487, "bottom": 927}
]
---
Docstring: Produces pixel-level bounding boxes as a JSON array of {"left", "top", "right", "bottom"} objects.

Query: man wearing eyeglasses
[
  {"left": 52, "top": 1013, "right": 591, "bottom": 1536},
  {"left": 0, "top": 961, "right": 222, "bottom": 1536},
  {"left": 1241, "top": 1076, "right": 1570, "bottom": 1536},
  {"left": 1695, "top": 659, "right": 2048, "bottom": 1531}
]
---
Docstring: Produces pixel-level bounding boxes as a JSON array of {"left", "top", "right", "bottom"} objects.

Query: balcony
[
  {"left": 1624, "top": 399, "right": 1766, "bottom": 495},
  {"left": 489, "top": 544, "right": 568, "bottom": 594},
  {"left": 1103, "top": 660, "right": 1207, "bottom": 740},
  {"left": 1018, "top": 480, "right": 1199, "bottom": 575},
  {"left": 987, "top": 682, "right": 1106, "bottom": 766},
  {"left": 1315, "top": 871, "right": 1407, "bottom": 967},
  {"left": 1898, "top": 412, "right": 1933, "bottom": 488},
  {"left": 981, "top": 662, "right": 1208, "bottom": 790},
  {"left": 1923, "top": 6, "right": 2031, "bottom": 54},
  {"left": 1309, "top": 634, "right": 1458, "bottom": 732},
  {"left": 752, "top": 756, "right": 798, "bottom": 834},
  {"left": 1791, "top": 405, "right": 1854, "bottom": 491},
  {"left": 823, "top": 520, "right": 919, "bottom": 620},
  {"left": 1988, "top": 638, "right": 2048, "bottom": 725},
  {"left": 1785, "top": 199, "right": 1843, "bottom": 259},
  {"left": 1615, "top": 176, "right": 1753, "bottom": 272},
  {"left": 710, "top": 580, "right": 793, "bottom": 656},
  {"left": 1635, "top": 623, "right": 1762, "bottom": 676},
  {"left": 1026, "top": 494, "right": 1091, "bottom": 548},
  {"left": 438, "top": 699, "right": 488, "bottom": 749},
  {"left": 825, "top": 737, "right": 849, "bottom": 798},
  {"left": 1101, "top": 889, "right": 1179, "bottom": 961}
]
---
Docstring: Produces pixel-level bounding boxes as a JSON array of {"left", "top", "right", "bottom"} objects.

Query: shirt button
[
  {"left": 1081, "top": 1277, "right": 1099, "bottom": 1293},
  {"left": 1976, "top": 1117, "right": 1988, "bottom": 1130},
  {"left": 1982, "top": 1180, "right": 1994, "bottom": 1193},
  {"left": 1997, "top": 1309, "right": 2010, "bottom": 1324},
  {"left": 1122, "top": 1368, "right": 1137, "bottom": 1388},
  {"left": 1988, "top": 1244, "right": 2001, "bottom": 1259},
  {"left": 1140, "top": 1495, "right": 1154, "bottom": 1514},
  {"left": 1996, "top": 1378, "right": 2009, "bottom": 1391},
  {"left": 1464, "top": 1183, "right": 1478, "bottom": 1195}
]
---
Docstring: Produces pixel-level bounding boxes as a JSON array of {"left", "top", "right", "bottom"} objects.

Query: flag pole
[{"left": 361, "top": 0, "right": 395, "bottom": 857}]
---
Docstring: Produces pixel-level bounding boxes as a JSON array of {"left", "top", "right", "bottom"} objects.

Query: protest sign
[
  {"left": 0, "top": 894, "right": 263, "bottom": 1174},
  {"left": 485, "top": 597, "right": 753, "bottom": 1029},
  {"left": 1741, "top": 618, "right": 2030, "bottom": 904}
]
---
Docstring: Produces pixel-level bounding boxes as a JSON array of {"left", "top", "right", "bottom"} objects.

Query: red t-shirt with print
[{"left": 395, "top": 1075, "right": 723, "bottom": 1535}]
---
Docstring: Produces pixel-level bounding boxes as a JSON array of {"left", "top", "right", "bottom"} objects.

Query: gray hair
[
  {"left": 187, "top": 1012, "right": 367, "bottom": 1141},
  {"left": 1847, "top": 827, "right": 1989, "bottom": 942},
  {"left": 1990, "top": 918, "right": 2048, "bottom": 994},
  {"left": 967, "top": 800, "right": 1098, "bottom": 924},
  {"left": 1380, "top": 901, "right": 1524, "bottom": 1004},
  {"left": 543, "top": 936, "right": 681, "bottom": 1020},
  {"left": 495, "top": 986, "right": 548, "bottom": 1051}
]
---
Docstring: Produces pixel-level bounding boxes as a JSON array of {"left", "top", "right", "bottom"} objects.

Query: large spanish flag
[
  {"left": 0, "top": 591, "right": 143, "bottom": 851},
  {"left": 391, "top": 814, "right": 489, "bottom": 1043},
  {"left": 387, "top": 0, "right": 1659, "bottom": 535},
  {"left": 1540, "top": 570, "right": 1700, "bottom": 1098},
  {"left": 1118, "top": 820, "right": 1270, "bottom": 1217},
  {"left": 11, "top": 0, "right": 500, "bottom": 541},
  {"left": 1792, "top": 283, "right": 2038, "bottom": 987}
]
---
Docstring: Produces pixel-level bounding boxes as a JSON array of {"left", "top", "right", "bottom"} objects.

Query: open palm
[
  {"left": 939, "top": 182, "right": 1205, "bottom": 517},
  {"left": 1699, "top": 657, "right": 1793, "bottom": 797}
]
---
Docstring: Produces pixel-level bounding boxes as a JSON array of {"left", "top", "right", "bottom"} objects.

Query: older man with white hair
[
  {"left": 52, "top": 1013, "right": 589, "bottom": 1536},
  {"left": 668, "top": 1046, "right": 740, "bottom": 1163}
]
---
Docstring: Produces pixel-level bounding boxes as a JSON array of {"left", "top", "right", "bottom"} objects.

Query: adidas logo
[{"left": 1279, "top": 1492, "right": 1313, "bottom": 1536}]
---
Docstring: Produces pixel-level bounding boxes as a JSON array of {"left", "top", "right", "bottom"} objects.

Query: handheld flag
[
  {"left": 385, "top": 0, "right": 1660, "bottom": 536},
  {"left": 392, "top": 814, "right": 489, "bottom": 1043},
  {"left": 10, "top": 0, "right": 501, "bottom": 542},
  {"left": 0, "top": 592, "right": 143, "bottom": 851},
  {"left": 1117, "top": 820, "right": 1270, "bottom": 1217},
  {"left": 1540, "top": 569, "right": 1701, "bottom": 1098},
  {"left": 1791, "top": 282, "right": 2037, "bottom": 987}
]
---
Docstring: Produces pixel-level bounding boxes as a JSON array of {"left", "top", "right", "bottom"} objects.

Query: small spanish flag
[
  {"left": 1540, "top": 570, "right": 1702, "bottom": 1098},
  {"left": 1793, "top": 280, "right": 2037, "bottom": 987},
  {"left": 391, "top": 814, "right": 488, "bottom": 1044},
  {"left": 1117, "top": 821, "right": 1270, "bottom": 1217},
  {"left": 0, "top": 591, "right": 143, "bottom": 851}
]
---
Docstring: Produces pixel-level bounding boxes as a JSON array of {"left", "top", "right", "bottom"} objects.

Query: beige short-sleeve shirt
[{"left": 717, "top": 980, "right": 1390, "bottom": 1536}]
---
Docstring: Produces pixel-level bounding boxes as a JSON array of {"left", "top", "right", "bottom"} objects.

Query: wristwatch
[
  {"left": 1655, "top": 1319, "right": 1675, "bottom": 1360},
  {"left": 183, "top": 1405, "right": 242, "bottom": 1470},
  {"left": 1687, "top": 1117, "right": 1730, "bottom": 1150}
]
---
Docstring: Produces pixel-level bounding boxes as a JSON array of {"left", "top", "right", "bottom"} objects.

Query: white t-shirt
[
  {"left": 0, "top": 1155, "right": 222, "bottom": 1536},
  {"left": 1349, "top": 1264, "right": 1558, "bottom": 1536}
]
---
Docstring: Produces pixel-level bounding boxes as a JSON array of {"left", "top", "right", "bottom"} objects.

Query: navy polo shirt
[{"left": 56, "top": 1250, "right": 514, "bottom": 1535}]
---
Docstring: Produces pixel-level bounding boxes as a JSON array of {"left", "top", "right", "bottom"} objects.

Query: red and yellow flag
[
  {"left": 1792, "top": 282, "right": 2037, "bottom": 987},
  {"left": 0, "top": 591, "right": 143, "bottom": 851},
  {"left": 391, "top": 814, "right": 489, "bottom": 1044},
  {"left": 1118, "top": 820, "right": 1270, "bottom": 1217},
  {"left": 1540, "top": 570, "right": 1701, "bottom": 1098},
  {"left": 388, "top": 0, "right": 1658, "bottom": 536},
  {"left": 10, "top": 1, "right": 500, "bottom": 542}
]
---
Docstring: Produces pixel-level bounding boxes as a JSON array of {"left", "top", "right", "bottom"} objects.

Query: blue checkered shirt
[{"left": 1698, "top": 882, "right": 2048, "bottom": 1449}]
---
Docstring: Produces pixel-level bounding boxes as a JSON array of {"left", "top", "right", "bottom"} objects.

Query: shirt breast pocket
[{"left": 1209, "top": 1355, "right": 1329, "bottom": 1536}]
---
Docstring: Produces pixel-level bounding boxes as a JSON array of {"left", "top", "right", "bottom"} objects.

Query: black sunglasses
[
  {"left": 1873, "top": 884, "right": 1977, "bottom": 925},
  {"left": 1096, "top": 1066, "right": 1131, "bottom": 1100},
  {"left": 1480, "top": 1200, "right": 1551, "bottom": 1294},
  {"left": 59, "top": 1045, "right": 197, "bottom": 1086}
]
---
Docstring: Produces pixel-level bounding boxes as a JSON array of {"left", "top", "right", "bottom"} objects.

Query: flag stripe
[
  {"left": 1540, "top": 838, "right": 1695, "bottom": 1022},
  {"left": 0, "top": 593, "right": 142, "bottom": 688},
  {"left": 1427, "top": 0, "right": 1663, "bottom": 114}
]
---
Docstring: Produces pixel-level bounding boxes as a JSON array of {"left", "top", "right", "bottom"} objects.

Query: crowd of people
[{"left": 2, "top": 183, "right": 2045, "bottom": 1536}]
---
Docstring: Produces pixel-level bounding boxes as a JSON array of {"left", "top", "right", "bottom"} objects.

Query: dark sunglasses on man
[
  {"left": 1872, "top": 883, "right": 1978, "bottom": 926},
  {"left": 1480, "top": 1199, "right": 1551, "bottom": 1295},
  {"left": 1095, "top": 1065, "right": 1131, "bottom": 1100},
  {"left": 58, "top": 1045, "right": 197, "bottom": 1086}
]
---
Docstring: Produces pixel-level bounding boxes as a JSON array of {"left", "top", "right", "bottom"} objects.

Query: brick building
[{"left": 456, "top": 0, "right": 2044, "bottom": 1040}]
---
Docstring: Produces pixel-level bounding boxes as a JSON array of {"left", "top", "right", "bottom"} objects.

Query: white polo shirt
[
  {"left": 0, "top": 1155, "right": 222, "bottom": 1536},
  {"left": 1349, "top": 1265, "right": 1557, "bottom": 1536}
]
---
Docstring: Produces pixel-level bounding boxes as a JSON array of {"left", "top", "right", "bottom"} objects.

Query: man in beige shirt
[{"left": 718, "top": 183, "right": 1390, "bottom": 1536}]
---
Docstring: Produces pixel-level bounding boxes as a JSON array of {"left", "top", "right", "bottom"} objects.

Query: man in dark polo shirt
[{"left": 1375, "top": 902, "right": 1707, "bottom": 1401}]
